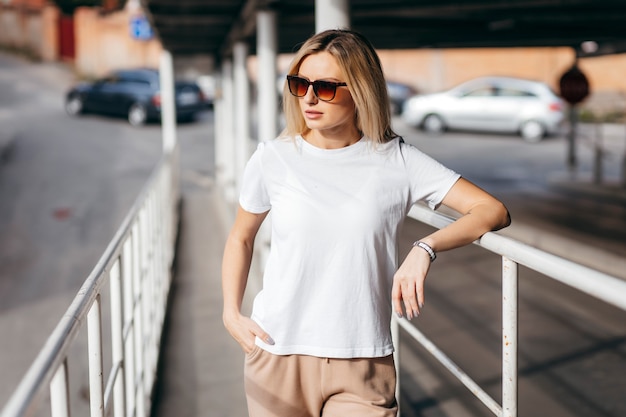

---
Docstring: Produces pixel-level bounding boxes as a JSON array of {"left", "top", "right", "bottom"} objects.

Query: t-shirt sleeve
[
  {"left": 400, "top": 141, "right": 461, "bottom": 210},
  {"left": 239, "top": 142, "right": 271, "bottom": 213}
]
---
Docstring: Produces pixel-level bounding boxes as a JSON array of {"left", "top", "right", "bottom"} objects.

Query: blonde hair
[{"left": 281, "top": 29, "right": 398, "bottom": 144}]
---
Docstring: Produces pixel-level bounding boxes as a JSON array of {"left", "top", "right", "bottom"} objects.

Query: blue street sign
[{"left": 130, "top": 16, "right": 153, "bottom": 41}]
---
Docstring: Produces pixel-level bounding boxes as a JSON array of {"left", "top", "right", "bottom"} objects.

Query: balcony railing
[
  {"left": 392, "top": 203, "right": 626, "bottom": 417},
  {"left": 0, "top": 151, "right": 179, "bottom": 417}
]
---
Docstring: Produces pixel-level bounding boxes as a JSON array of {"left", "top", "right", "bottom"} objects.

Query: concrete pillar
[
  {"left": 217, "top": 59, "right": 237, "bottom": 202},
  {"left": 214, "top": 70, "right": 224, "bottom": 183},
  {"left": 234, "top": 42, "right": 251, "bottom": 194},
  {"left": 255, "top": 10, "right": 278, "bottom": 270},
  {"left": 315, "top": 0, "right": 350, "bottom": 32},
  {"left": 159, "top": 50, "right": 177, "bottom": 154},
  {"left": 41, "top": 4, "right": 59, "bottom": 61},
  {"left": 257, "top": 10, "right": 279, "bottom": 143}
]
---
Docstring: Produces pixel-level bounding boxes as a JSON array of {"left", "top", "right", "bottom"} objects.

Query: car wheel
[
  {"left": 520, "top": 120, "right": 545, "bottom": 143},
  {"left": 65, "top": 96, "right": 83, "bottom": 116},
  {"left": 422, "top": 114, "right": 445, "bottom": 134},
  {"left": 128, "top": 103, "right": 148, "bottom": 126}
]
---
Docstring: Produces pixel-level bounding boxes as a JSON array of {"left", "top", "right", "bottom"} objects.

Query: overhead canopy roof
[{"left": 144, "top": 0, "right": 626, "bottom": 59}]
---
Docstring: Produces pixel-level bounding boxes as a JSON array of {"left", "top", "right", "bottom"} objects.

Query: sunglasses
[{"left": 287, "top": 75, "right": 347, "bottom": 101}]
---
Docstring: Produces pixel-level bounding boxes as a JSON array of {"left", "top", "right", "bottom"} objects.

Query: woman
[{"left": 222, "top": 29, "right": 510, "bottom": 417}]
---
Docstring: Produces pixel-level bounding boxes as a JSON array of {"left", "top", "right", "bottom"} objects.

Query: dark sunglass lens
[
  {"left": 314, "top": 81, "right": 336, "bottom": 101},
  {"left": 288, "top": 77, "right": 309, "bottom": 97}
]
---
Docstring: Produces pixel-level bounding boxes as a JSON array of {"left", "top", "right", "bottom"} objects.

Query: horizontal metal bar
[
  {"left": 395, "top": 317, "right": 502, "bottom": 416},
  {"left": 103, "top": 361, "right": 122, "bottom": 413},
  {"left": 408, "top": 204, "right": 626, "bottom": 311}
]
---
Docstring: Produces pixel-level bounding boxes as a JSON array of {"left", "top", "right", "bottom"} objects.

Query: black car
[
  {"left": 65, "top": 68, "right": 208, "bottom": 126},
  {"left": 386, "top": 80, "right": 418, "bottom": 115}
]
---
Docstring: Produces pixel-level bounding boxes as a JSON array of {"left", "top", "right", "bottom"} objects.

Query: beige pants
[{"left": 244, "top": 346, "right": 397, "bottom": 417}]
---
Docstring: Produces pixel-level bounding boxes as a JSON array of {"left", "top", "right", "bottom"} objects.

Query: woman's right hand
[{"left": 223, "top": 312, "right": 275, "bottom": 354}]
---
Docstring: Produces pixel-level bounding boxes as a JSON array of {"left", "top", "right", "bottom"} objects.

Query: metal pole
[
  {"left": 159, "top": 50, "right": 177, "bottom": 154},
  {"left": 502, "top": 257, "right": 519, "bottom": 417},
  {"left": 234, "top": 42, "right": 251, "bottom": 195},
  {"left": 622, "top": 123, "right": 626, "bottom": 188},
  {"left": 593, "top": 123, "right": 603, "bottom": 184},
  {"left": 391, "top": 317, "right": 401, "bottom": 417},
  {"left": 315, "top": 0, "right": 350, "bottom": 32},
  {"left": 87, "top": 294, "right": 105, "bottom": 417},
  {"left": 567, "top": 106, "right": 578, "bottom": 173},
  {"left": 132, "top": 220, "right": 146, "bottom": 417},
  {"left": 255, "top": 10, "right": 278, "bottom": 264},
  {"left": 257, "top": 10, "right": 278, "bottom": 144},
  {"left": 622, "top": 151, "right": 626, "bottom": 189},
  {"left": 219, "top": 60, "right": 237, "bottom": 203},
  {"left": 50, "top": 360, "right": 71, "bottom": 417},
  {"left": 109, "top": 261, "right": 126, "bottom": 417},
  {"left": 145, "top": 193, "right": 157, "bottom": 391},
  {"left": 122, "top": 239, "right": 136, "bottom": 417},
  {"left": 214, "top": 70, "right": 224, "bottom": 185},
  {"left": 396, "top": 318, "right": 502, "bottom": 415}
]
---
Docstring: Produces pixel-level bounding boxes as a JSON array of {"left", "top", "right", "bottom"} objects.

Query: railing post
[
  {"left": 391, "top": 317, "right": 401, "bottom": 417},
  {"left": 87, "top": 294, "right": 105, "bottom": 417},
  {"left": 50, "top": 360, "right": 71, "bottom": 417},
  {"left": 109, "top": 260, "right": 126, "bottom": 417},
  {"left": 593, "top": 124, "right": 603, "bottom": 184},
  {"left": 124, "top": 233, "right": 137, "bottom": 417},
  {"left": 502, "top": 257, "right": 519, "bottom": 417},
  {"left": 159, "top": 50, "right": 177, "bottom": 155},
  {"left": 145, "top": 191, "right": 157, "bottom": 393},
  {"left": 135, "top": 210, "right": 148, "bottom": 416},
  {"left": 621, "top": 133, "right": 626, "bottom": 188},
  {"left": 315, "top": 0, "right": 350, "bottom": 32}
]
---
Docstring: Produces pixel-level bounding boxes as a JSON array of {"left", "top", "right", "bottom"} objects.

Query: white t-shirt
[{"left": 239, "top": 135, "right": 460, "bottom": 358}]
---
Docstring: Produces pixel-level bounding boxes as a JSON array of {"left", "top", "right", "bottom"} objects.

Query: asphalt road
[
  {"left": 0, "top": 52, "right": 214, "bottom": 408},
  {"left": 1, "top": 51, "right": 625, "bottom": 417}
]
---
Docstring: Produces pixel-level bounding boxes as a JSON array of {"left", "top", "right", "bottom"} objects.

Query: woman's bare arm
[
  {"left": 392, "top": 178, "right": 511, "bottom": 319},
  {"left": 222, "top": 205, "right": 273, "bottom": 353}
]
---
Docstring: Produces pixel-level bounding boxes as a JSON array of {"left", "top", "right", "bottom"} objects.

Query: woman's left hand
[{"left": 392, "top": 246, "right": 432, "bottom": 319}]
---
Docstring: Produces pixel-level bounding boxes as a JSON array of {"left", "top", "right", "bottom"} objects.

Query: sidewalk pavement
[{"left": 151, "top": 183, "right": 257, "bottom": 417}]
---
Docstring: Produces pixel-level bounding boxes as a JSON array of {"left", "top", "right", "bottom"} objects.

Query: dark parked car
[
  {"left": 65, "top": 68, "right": 208, "bottom": 126},
  {"left": 386, "top": 80, "right": 418, "bottom": 115}
]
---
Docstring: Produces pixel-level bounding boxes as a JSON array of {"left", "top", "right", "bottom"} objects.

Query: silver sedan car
[{"left": 401, "top": 76, "right": 565, "bottom": 142}]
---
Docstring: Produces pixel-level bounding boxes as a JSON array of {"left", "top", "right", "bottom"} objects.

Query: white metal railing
[
  {"left": 392, "top": 203, "right": 626, "bottom": 417},
  {"left": 0, "top": 150, "right": 180, "bottom": 417}
]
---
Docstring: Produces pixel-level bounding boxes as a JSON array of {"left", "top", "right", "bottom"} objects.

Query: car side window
[
  {"left": 112, "top": 74, "right": 151, "bottom": 91},
  {"left": 121, "top": 79, "right": 151, "bottom": 87},
  {"left": 498, "top": 87, "right": 536, "bottom": 98},
  {"left": 462, "top": 86, "right": 496, "bottom": 97},
  {"left": 97, "top": 76, "right": 118, "bottom": 86}
]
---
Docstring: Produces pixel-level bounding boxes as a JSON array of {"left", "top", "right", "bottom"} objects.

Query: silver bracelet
[{"left": 413, "top": 241, "right": 436, "bottom": 262}]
